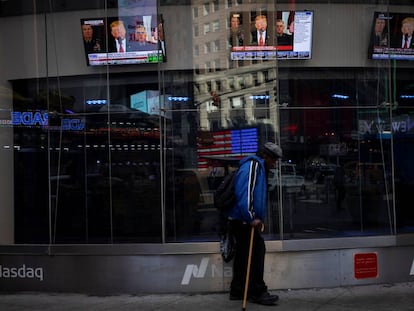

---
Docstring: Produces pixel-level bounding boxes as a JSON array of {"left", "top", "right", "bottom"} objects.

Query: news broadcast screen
[
  {"left": 369, "top": 12, "right": 414, "bottom": 60},
  {"left": 80, "top": 13, "right": 165, "bottom": 66},
  {"left": 229, "top": 10, "right": 313, "bottom": 61}
]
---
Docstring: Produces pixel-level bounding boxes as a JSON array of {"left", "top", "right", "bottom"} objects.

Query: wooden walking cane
[{"left": 242, "top": 226, "right": 255, "bottom": 311}]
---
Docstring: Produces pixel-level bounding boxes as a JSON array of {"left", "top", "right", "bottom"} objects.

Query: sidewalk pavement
[{"left": 0, "top": 282, "right": 413, "bottom": 311}]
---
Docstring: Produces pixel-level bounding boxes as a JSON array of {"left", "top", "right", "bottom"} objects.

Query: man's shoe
[{"left": 249, "top": 291, "right": 279, "bottom": 305}]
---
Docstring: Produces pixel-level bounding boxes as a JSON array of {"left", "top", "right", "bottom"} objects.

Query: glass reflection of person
[
  {"left": 136, "top": 25, "right": 148, "bottom": 43},
  {"left": 251, "top": 15, "right": 268, "bottom": 46},
  {"left": 334, "top": 165, "right": 346, "bottom": 211},
  {"left": 373, "top": 17, "right": 388, "bottom": 47},
  {"left": 287, "top": 11, "right": 295, "bottom": 35},
  {"left": 288, "top": 20, "right": 294, "bottom": 35},
  {"left": 275, "top": 19, "right": 293, "bottom": 46},
  {"left": 228, "top": 142, "right": 282, "bottom": 305},
  {"left": 174, "top": 171, "right": 202, "bottom": 238},
  {"left": 230, "top": 14, "right": 244, "bottom": 47},
  {"left": 109, "top": 20, "right": 127, "bottom": 52},
  {"left": 81, "top": 24, "right": 102, "bottom": 53},
  {"left": 129, "top": 24, "right": 156, "bottom": 51},
  {"left": 392, "top": 17, "right": 414, "bottom": 49}
]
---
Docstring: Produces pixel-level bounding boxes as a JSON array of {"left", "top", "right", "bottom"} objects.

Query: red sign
[{"left": 354, "top": 252, "right": 378, "bottom": 279}]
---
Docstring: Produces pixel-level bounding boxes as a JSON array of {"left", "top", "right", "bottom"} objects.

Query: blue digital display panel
[{"left": 231, "top": 128, "right": 259, "bottom": 154}]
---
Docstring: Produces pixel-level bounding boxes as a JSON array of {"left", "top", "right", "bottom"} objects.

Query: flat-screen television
[
  {"left": 80, "top": 13, "right": 165, "bottom": 66},
  {"left": 229, "top": 10, "right": 313, "bottom": 61},
  {"left": 369, "top": 12, "right": 414, "bottom": 60}
]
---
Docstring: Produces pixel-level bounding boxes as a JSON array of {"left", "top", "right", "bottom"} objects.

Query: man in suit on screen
[{"left": 391, "top": 17, "right": 414, "bottom": 49}]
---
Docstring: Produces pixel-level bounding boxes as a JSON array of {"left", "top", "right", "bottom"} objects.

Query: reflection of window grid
[
  {"left": 204, "top": 23, "right": 210, "bottom": 34},
  {"left": 213, "top": 20, "right": 220, "bottom": 31},
  {"left": 203, "top": 3, "right": 210, "bottom": 15},
  {"left": 216, "top": 80, "right": 222, "bottom": 92},
  {"left": 213, "top": 40, "right": 220, "bottom": 51},
  {"left": 263, "top": 70, "right": 269, "bottom": 82},
  {"left": 206, "top": 81, "right": 212, "bottom": 92},
  {"left": 210, "top": 120, "right": 219, "bottom": 130},
  {"left": 252, "top": 72, "right": 258, "bottom": 85},
  {"left": 231, "top": 97, "right": 245, "bottom": 108},
  {"left": 194, "top": 25, "right": 199, "bottom": 37},
  {"left": 253, "top": 94, "right": 270, "bottom": 119},
  {"left": 228, "top": 77, "right": 235, "bottom": 90},
  {"left": 193, "top": 7, "right": 198, "bottom": 18},
  {"left": 253, "top": 95, "right": 269, "bottom": 106},
  {"left": 204, "top": 42, "right": 211, "bottom": 53},
  {"left": 226, "top": 0, "right": 242, "bottom": 8},
  {"left": 214, "top": 59, "right": 220, "bottom": 70},
  {"left": 213, "top": 0, "right": 219, "bottom": 12},
  {"left": 194, "top": 83, "right": 200, "bottom": 94},
  {"left": 238, "top": 76, "right": 244, "bottom": 88}
]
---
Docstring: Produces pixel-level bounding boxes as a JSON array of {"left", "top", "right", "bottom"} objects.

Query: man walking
[{"left": 228, "top": 142, "right": 282, "bottom": 305}]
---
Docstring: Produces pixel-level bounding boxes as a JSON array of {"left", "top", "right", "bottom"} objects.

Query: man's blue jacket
[{"left": 227, "top": 155, "right": 267, "bottom": 223}]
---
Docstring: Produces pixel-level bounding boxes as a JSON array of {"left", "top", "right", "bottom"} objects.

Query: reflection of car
[
  {"left": 268, "top": 163, "right": 305, "bottom": 192},
  {"left": 175, "top": 169, "right": 212, "bottom": 206},
  {"left": 344, "top": 162, "right": 386, "bottom": 185},
  {"left": 305, "top": 163, "right": 337, "bottom": 183},
  {"left": 317, "top": 164, "right": 337, "bottom": 175}
]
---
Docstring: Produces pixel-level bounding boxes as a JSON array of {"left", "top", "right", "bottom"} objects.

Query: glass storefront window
[{"left": 1, "top": 0, "right": 414, "bottom": 246}]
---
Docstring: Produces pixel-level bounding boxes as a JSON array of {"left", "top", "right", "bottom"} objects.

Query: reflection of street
[
  {"left": 50, "top": 165, "right": 163, "bottom": 243},
  {"left": 268, "top": 170, "right": 393, "bottom": 238}
]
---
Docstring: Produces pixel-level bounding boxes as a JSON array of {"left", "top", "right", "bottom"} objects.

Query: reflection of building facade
[
  {"left": 194, "top": 64, "right": 278, "bottom": 131},
  {"left": 192, "top": 2, "right": 278, "bottom": 133}
]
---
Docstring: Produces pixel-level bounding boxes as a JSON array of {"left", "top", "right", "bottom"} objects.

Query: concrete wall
[{"left": 0, "top": 242, "right": 413, "bottom": 293}]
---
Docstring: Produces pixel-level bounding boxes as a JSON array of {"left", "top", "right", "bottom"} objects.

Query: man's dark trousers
[{"left": 230, "top": 220, "right": 267, "bottom": 297}]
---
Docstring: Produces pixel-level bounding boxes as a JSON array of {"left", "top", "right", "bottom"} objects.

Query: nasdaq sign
[
  {"left": 11, "top": 111, "right": 48, "bottom": 126},
  {"left": 61, "top": 118, "right": 85, "bottom": 131},
  {"left": 10, "top": 111, "right": 84, "bottom": 131}
]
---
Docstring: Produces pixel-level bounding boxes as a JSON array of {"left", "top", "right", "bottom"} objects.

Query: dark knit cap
[{"left": 263, "top": 142, "right": 283, "bottom": 159}]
